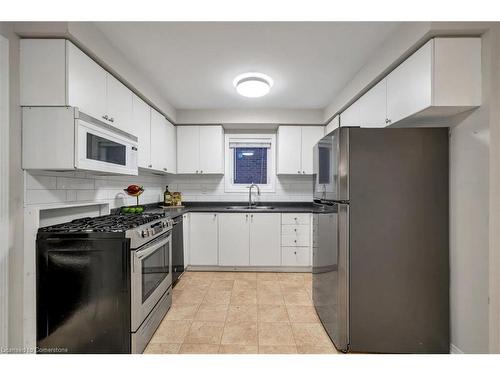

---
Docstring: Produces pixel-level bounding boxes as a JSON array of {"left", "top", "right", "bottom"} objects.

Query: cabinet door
[
  {"left": 277, "top": 126, "right": 302, "bottom": 175},
  {"left": 386, "top": 40, "right": 432, "bottom": 125},
  {"left": 301, "top": 126, "right": 324, "bottom": 174},
  {"left": 132, "top": 95, "right": 151, "bottom": 169},
  {"left": 219, "top": 213, "right": 250, "bottom": 266},
  {"left": 176, "top": 126, "right": 200, "bottom": 174},
  {"left": 341, "top": 79, "right": 387, "bottom": 128},
  {"left": 249, "top": 213, "right": 281, "bottom": 266},
  {"left": 150, "top": 109, "right": 168, "bottom": 172},
  {"left": 106, "top": 74, "right": 133, "bottom": 133},
  {"left": 199, "top": 126, "right": 224, "bottom": 174},
  {"left": 189, "top": 213, "right": 218, "bottom": 266},
  {"left": 325, "top": 115, "right": 339, "bottom": 135},
  {"left": 20, "top": 39, "right": 67, "bottom": 106},
  {"left": 67, "top": 41, "right": 107, "bottom": 121},
  {"left": 165, "top": 118, "right": 177, "bottom": 174}
]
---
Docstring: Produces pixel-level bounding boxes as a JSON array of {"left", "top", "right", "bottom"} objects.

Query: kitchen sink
[{"left": 225, "top": 206, "right": 275, "bottom": 210}]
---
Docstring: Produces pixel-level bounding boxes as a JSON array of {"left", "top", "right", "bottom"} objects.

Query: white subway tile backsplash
[
  {"left": 26, "top": 174, "right": 57, "bottom": 190},
  {"left": 25, "top": 170, "right": 313, "bottom": 208},
  {"left": 57, "top": 177, "right": 95, "bottom": 190},
  {"left": 26, "top": 189, "right": 68, "bottom": 204}
]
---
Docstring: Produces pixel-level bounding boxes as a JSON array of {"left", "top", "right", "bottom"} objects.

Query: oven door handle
[{"left": 135, "top": 233, "right": 171, "bottom": 260}]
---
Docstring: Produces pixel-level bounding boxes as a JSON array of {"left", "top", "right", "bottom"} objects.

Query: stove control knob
[{"left": 141, "top": 230, "right": 149, "bottom": 238}]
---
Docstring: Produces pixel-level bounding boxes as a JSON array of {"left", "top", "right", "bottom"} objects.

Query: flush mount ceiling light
[{"left": 233, "top": 72, "right": 274, "bottom": 98}]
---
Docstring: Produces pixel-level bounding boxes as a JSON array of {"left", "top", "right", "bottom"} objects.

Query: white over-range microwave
[{"left": 22, "top": 106, "right": 138, "bottom": 175}]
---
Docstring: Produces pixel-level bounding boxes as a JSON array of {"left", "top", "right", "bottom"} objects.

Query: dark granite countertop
[{"left": 139, "top": 201, "right": 321, "bottom": 219}]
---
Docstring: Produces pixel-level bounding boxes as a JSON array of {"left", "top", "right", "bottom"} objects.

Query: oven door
[
  {"left": 131, "top": 232, "right": 172, "bottom": 332},
  {"left": 75, "top": 114, "right": 138, "bottom": 175}
]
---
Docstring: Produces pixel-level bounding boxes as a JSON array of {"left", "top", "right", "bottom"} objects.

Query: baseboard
[
  {"left": 450, "top": 343, "right": 464, "bottom": 354},
  {"left": 186, "top": 266, "right": 312, "bottom": 273}
]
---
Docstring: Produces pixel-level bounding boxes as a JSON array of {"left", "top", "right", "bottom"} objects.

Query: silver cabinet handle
[
  {"left": 297, "top": 171, "right": 301, "bottom": 174},
  {"left": 302, "top": 171, "right": 306, "bottom": 174},
  {"left": 201, "top": 170, "right": 203, "bottom": 174},
  {"left": 385, "top": 118, "right": 391, "bottom": 124},
  {"left": 109, "top": 117, "right": 114, "bottom": 123},
  {"left": 102, "top": 115, "right": 108, "bottom": 120},
  {"left": 294, "top": 251, "right": 297, "bottom": 255},
  {"left": 148, "top": 164, "right": 152, "bottom": 168},
  {"left": 294, "top": 228, "right": 297, "bottom": 232},
  {"left": 196, "top": 170, "right": 199, "bottom": 174},
  {"left": 294, "top": 240, "right": 297, "bottom": 243},
  {"left": 213, "top": 214, "right": 217, "bottom": 218}
]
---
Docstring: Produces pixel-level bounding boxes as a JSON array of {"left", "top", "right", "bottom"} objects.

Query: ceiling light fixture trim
[{"left": 233, "top": 72, "right": 274, "bottom": 98}]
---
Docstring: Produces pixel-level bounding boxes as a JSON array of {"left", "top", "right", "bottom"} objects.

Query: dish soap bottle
[{"left": 164, "top": 185, "right": 172, "bottom": 206}]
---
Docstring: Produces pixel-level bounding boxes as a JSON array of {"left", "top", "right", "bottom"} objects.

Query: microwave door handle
[{"left": 136, "top": 234, "right": 171, "bottom": 260}]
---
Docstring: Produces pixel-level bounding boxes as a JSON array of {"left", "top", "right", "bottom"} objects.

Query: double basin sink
[{"left": 225, "top": 205, "right": 275, "bottom": 210}]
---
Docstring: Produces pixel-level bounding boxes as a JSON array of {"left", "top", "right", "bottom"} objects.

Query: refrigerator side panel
[
  {"left": 313, "top": 204, "right": 349, "bottom": 352},
  {"left": 348, "top": 128, "right": 449, "bottom": 353}
]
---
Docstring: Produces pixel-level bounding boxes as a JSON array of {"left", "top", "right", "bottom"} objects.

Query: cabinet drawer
[
  {"left": 281, "top": 235, "right": 310, "bottom": 247},
  {"left": 281, "top": 224, "right": 310, "bottom": 237},
  {"left": 282, "top": 213, "right": 311, "bottom": 225},
  {"left": 282, "top": 247, "right": 311, "bottom": 267}
]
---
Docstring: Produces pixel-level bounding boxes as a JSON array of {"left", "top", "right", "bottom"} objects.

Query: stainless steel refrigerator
[{"left": 312, "top": 127, "right": 449, "bottom": 353}]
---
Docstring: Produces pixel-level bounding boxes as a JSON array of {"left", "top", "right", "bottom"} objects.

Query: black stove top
[{"left": 39, "top": 212, "right": 167, "bottom": 233}]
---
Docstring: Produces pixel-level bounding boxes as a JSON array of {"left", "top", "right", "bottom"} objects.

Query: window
[{"left": 225, "top": 134, "right": 276, "bottom": 192}]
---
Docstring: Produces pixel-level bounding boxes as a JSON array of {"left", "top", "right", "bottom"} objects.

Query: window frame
[{"left": 224, "top": 133, "right": 276, "bottom": 193}]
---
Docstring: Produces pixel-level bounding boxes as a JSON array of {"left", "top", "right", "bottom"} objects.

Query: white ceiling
[{"left": 95, "top": 22, "right": 401, "bottom": 110}]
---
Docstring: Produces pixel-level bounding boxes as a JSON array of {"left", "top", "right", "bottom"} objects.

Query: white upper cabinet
[
  {"left": 132, "top": 95, "right": 151, "bottom": 169},
  {"left": 386, "top": 41, "right": 433, "bottom": 125},
  {"left": 341, "top": 79, "right": 387, "bottom": 128},
  {"left": 325, "top": 115, "right": 340, "bottom": 135},
  {"left": 341, "top": 37, "right": 481, "bottom": 128},
  {"left": 199, "top": 126, "right": 224, "bottom": 174},
  {"left": 177, "top": 125, "right": 224, "bottom": 174},
  {"left": 67, "top": 41, "right": 107, "bottom": 121},
  {"left": 301, "top": 126, "right": 325, "bottom": 174},
  {"left": 277, "top": 126, "right": 302, "bottom": 175},
  {"left": 150, "top": 109, "right": 176, "bottom": 174},
  {"left": 21, "top": 39, "right": 137, "bottom": 131},
  {"left": 105, "top": 73, "right": 134, "bottom": 132},
  {"left": 165, "top": 118, "right": 177, "bottom": 173},
  {"left": 20, "top": 39, "right": 67, "bottom": 105},
  {"left": 277, "top": 126, "right": 324, "bottom": 175},
  {"left": 177, "top": 126, "right": 200, "bottom": 173}
]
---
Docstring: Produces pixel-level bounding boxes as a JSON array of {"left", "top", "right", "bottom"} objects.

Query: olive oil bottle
[{"left": 163, "top": 185, "right": 172, "bottom": 206}]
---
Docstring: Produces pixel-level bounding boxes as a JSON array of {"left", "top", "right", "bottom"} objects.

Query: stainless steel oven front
[{"left": 131, "top": 231, "right": 172, "bottom": 333}]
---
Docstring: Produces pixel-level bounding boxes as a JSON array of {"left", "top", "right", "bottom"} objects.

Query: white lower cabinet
[
  {"left": 189, "top": 213, "right": 218, "bottom": 266},
  {"left": 282, "top": 247, "right": 311, "bottom": 267},
  {"left": 187, "top": 212, "right": 311, "bottom": 269},
  {"left": 249, "top": 213, "right": 281, "bottom": 266},
  {"left": 281, "top": 213, "right": 312, "bottom": 267},
  {"left": 219, "top": 213, "right": 250, "bottom": 266},
  {"left": 218, "top": 213, "right": 281, "bottom": 267}
]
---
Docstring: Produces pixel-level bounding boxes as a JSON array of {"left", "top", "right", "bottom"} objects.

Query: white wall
[
  {"left": 25, "top": 171, "right": 168, "bottom": 209},
  {"left": 165, "top": 174, "right": 313, "bottom": 203},
  {"left": 0, "top": 22, "right": 23, "bottom": 350},
  {"left": 177, "top": 108, "right": 323, "bottom": 125},
  {"left": 449, "top": 108, "right": 490, "bottom": 353}
]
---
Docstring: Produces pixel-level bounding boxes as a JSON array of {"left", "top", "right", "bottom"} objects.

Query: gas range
[
  {"left": 39, "top": 212, "right": 174, "bottom": 249},
  {"left": 36, "top": 210, "right": 174, "bottom": 353}
]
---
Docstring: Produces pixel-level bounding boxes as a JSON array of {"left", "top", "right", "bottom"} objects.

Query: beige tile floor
[{"left": 145, "top": 271, "right": 339, "bottom": 354}]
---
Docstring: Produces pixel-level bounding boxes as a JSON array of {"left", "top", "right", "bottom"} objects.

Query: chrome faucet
[{"left": 248, "top": 183, "right": 260, "bottom": 208}]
